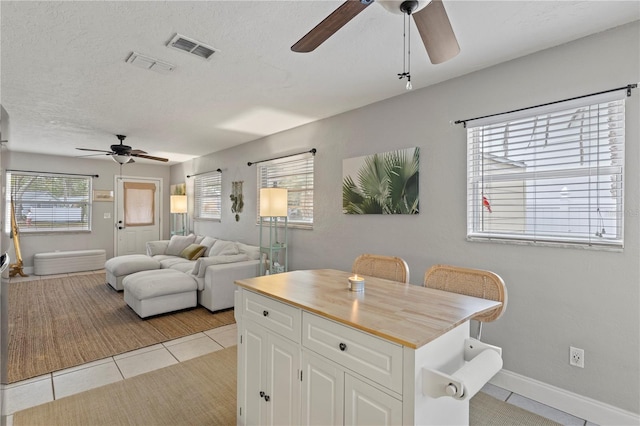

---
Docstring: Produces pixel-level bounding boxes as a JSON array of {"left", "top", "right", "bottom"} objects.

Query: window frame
[
  {"left": 466, "top": 90, "right": 627, "bottom": 250},
  {"left": 193, "top": 171, "right": 222, "bottom": 221},
  {"left": 257, "top": 152, "right": 314, "bottom": 229},
  {"left": 6, "top": 171, "right": 93, "bottom": 234}
]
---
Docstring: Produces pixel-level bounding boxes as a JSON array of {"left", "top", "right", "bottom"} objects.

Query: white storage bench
[{"left": 33, "top": 249, "right": 107, "bottom": 276}]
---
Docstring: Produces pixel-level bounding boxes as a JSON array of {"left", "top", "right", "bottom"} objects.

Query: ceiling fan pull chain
[
  {"left": 406, "top": 12, "right": 412, "bottom": 90},
  {"left": 397, "top": 11, "right": 412, "bottom": 90}
]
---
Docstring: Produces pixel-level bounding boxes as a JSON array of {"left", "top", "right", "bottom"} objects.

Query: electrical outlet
[{"left": 569, "top": 346, "right": 584, "bottom": 368}]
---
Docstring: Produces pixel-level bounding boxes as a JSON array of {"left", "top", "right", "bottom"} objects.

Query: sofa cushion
[
  {"left": 158, "top": 257, "right": 193, "bottom": 269},
  {"left": 146, "top": 240, "right": 169, "bottom": 256},
  {"left": 209, "top": 239, "right": 239, "bottom": 257},
  {"left": 200, "top": 236, "right": 217, "bottom": 256},
  {"left": 180, "top": 244, "right": 207, "bottom": 260},
  {"left": 166, "top": 234, "right": 197, "bottom": 256},
  {"left": 236, "top": 242, "right": 261, "bottom": 260},
  {"left": 169, "top": 261, "right": 197, "bottom": 275},
  {"left": 192, "top": 254, "right": 250, "bottom": 278}
]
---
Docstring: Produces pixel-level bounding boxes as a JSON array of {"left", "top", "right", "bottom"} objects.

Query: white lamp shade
[
  {"left": 113, "top": 154, "right": 133, "bottom": 164},
  {"left": 170, "top": 195, "right": 188, "bottom": 213},
  {"left": 260, "top": 188, "right": 288, "bottom": 217}
]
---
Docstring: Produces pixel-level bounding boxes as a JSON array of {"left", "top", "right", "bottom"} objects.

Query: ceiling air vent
[
  {"left": 167, "top": 34, "right": 217, "bottom": 60},
  {"left": 126, "top": 52, "right": 175, "bottom": 74}
]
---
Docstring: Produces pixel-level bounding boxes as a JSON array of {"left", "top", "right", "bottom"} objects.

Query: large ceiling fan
[
  {"left": 76, "top": 135, "right": 169, "bottom": 164},
  {"left": 291, "top": 0, "right": 460, "bottom": 65}
]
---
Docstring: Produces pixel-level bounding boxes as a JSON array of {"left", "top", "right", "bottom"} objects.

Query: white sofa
[{"left": 143, "top": 234, "right": 261, "bottom": 312}]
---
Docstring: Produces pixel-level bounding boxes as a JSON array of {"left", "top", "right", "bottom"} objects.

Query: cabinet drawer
[
  {"left": 302, "top": 312, "right": 403, "bottom": 394},
  {"left": 242, "top": 290, "right": 301, "bottom": 342}
]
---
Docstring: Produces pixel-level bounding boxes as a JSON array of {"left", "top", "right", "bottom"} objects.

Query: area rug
[
  {"left": 12, "top": 345, "right": 560, "bottom": 426},
  {"left": 7, "top": 272, "right": 235, "bottom": 383},
  {"left": 12, "top": 346, "right": 237, "bottom": 426}
]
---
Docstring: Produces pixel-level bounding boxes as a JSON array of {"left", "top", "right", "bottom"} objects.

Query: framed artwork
[
  {"left": 343, "top": 147, "right": 419, "bottom": 215},
  {"left": 93, "top": 189, "right": 114, "bottom": 202}
]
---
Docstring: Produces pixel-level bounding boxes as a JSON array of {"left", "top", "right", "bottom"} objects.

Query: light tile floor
[
  {"left": 5, "top": 271, "right": 594, "bottom": 425},
  {"left": 4, "top": 323, "right": 238, "bottom": 425}
]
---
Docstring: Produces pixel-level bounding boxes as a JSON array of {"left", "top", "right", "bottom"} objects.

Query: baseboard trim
[{"left": 490, "top": 369, "right": 640, "bottom": 425}]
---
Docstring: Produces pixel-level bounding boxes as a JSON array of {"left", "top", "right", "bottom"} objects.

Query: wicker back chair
[
  {"left": 352, "top": 254, "right": 410, "bottom": 283},
  {"left": 423, "top": 264, "right": 507, "bottom": 340}
]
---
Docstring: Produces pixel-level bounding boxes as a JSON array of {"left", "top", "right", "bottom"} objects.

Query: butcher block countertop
[{"left": 235, "top": 269, "right": 501, "bottom": 349}]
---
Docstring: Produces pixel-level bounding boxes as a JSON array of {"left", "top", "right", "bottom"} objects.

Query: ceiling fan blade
[
  {"left": 291, "top": 0, "right": 373, "bottom": 53},
  {"left": 129, "top": 149, "right": 148, "bottom": 155},
  {"left": 413, "top": 0, "right": 460, "bottom": 64},
  {"left": 131, "top": 153, "right": 169, "bottom": 162},
  {"left": 76, "top": 147, "right": 112, "bottom": 153},
  {"left": 76, "top": 153, "right": 112, "bottom": 158}
]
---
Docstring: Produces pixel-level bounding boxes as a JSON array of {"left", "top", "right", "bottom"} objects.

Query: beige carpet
[
  {"left": 8, "top": 273, "right": 235, "bottom": 383},
  {"left": 13, "top": 345, "right": 560, "bottom": 426}
]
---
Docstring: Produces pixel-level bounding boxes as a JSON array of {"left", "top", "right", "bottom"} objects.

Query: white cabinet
[
  {"left": 238, "top": 290, "right": 301, "bottom": 426},
  {"left": 344, "top": 374, "right": 403, "bottom": 426},
  {"left": 238, "top": 288, "right": 405, "bottom": 426},
  {"left": 236, "top": 270, "right": 494, "bottom": 426},
  {"left": 300, "top": 313, "right": 403, "bottom": 426},
  {"left": 301, "top": 351, "right": 344, "bottom": 425}
]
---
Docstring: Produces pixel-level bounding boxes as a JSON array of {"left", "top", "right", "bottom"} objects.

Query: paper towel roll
[{"left": 451, "top": 349, "right": 503, "bottom": 400}]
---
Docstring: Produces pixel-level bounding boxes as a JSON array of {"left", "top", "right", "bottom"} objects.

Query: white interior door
[{"left": 115, "top": 176, "right": 161, "bottom": 256}]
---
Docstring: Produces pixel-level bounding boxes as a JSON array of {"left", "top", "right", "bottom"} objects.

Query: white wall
[
  {"left": 173, "top": 22, "right": 640, "bottom": 416},
  {"left": 7, "top": 152, "right": 171, "bottom": 265}
]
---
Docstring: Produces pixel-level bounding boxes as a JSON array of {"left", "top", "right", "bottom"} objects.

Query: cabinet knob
[
  {"left": 264, "top": 394, "right": 270, "bottom": 402},
  {"left": 260, "top": 391, "right": 265, "bottom": 397},
  {"left": 339, "top": 342, "right": 347, "bottom": 351},
  {"left": 263, "top": 310, "right": 269, "bottom": 317}
]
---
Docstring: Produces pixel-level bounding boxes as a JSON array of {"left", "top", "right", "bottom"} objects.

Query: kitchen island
[{"left": 235, "top": 269, "right": 502, "bottom": 425}]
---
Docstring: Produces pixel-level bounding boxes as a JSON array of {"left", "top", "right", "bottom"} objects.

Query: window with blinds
[
  {"left": 6, "top": 171, "right": 92, "bottom": 233},
  {"left": 467, "top": 90, "right": 626, "bottom": 249},
  {"left": 194, "top": 172, "right": 222, "bottom": 220},
  {"left": 257, "top": 153, "right": 314, "bottom": 227}
]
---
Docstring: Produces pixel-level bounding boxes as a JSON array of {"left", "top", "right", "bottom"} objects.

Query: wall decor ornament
[
  {"left": 230, "top": 181, "right": 244, "bottom": 221},
  {"left": 342, "top": 147, "right": 419, "bottom": 215}
]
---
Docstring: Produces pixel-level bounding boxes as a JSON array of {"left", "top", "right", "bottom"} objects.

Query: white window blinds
[
  {"left": 194, "top": 172, "right": 222, "bottom": 220},
  {"left": 6, "top": 171, "right": 92, "bottom": 233},
  {"left": 467, "top": 89, "right": 626, "bottom": 249},
  {"left": 257, "top": 153, "right": 314, "bottom": 227}
]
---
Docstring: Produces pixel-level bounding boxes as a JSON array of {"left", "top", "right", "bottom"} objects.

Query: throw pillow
[
  {"left": 208, "top": 239, "right": 239, "bottom": 257},
  {"left": 236, "top": 242, "right": 261, "bottom": 260},
  {"left": 146, "top": 240, "right": 169, "bottom": 256},
  {"left": 180, "top": 244, "right": 207, "bottom": 260},
  {"left": 192, "top": 253, "right": 250, "bottom": 277},
  {"left": 166, "top": 234, "right": 197, "bottom": 256},
  {"left": 200, "top": 236, "right": 217, "bottom": 256}
]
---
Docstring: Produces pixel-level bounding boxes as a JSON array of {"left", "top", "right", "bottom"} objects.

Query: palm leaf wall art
[{"left": 342, "top": 147, "right": 419, "bottom": 214}]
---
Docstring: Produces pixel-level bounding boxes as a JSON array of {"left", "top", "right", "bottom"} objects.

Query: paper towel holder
[{"left": 422, "top": 338, "right": 503, "bottom": 400}]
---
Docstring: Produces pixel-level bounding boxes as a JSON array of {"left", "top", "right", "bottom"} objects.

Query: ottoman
[
  {"left": 123, "top": 269, "right": 198, "bottom": 318},
  {"left": 105, "top": 255, "right": 160, "bottom": 291}
]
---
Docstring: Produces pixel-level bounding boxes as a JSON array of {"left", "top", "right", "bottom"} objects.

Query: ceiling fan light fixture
[{"left": 112, "top": 154, "right": 132, "bottom": 164}]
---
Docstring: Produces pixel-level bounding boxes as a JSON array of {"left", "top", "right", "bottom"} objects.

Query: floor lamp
[
  {"left": 259, "top": 188, "right": 288, "bottom": 275},
  {"left": 170, "top": 195, "right": 188, "bottom": 236}
]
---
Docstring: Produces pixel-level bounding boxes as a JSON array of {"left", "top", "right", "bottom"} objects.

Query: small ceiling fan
[
  {"left": 291, "top": 0, "right": 460, "bottom": 65},
  {"left": 76, "top": 135, "right": 169, "bottom": 164}
]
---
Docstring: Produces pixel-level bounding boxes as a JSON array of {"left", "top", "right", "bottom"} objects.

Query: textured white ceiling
[{"left": 1, "top": 1, "right": 638, "bottom": 165}]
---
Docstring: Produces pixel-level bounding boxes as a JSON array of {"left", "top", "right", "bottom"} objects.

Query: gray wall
[
  {"left": 172, "top": 22, "right": 640, "bottom": 413},
  {"left": 7, "top": 152, "right": 171, "bottom": 266}
]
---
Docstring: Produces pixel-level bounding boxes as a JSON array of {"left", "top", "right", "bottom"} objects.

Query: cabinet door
[
  {"left": 344, "top": 374, "right": 402, "bottom": 426},
  {"left": 301, "top": 351, "right": 344, "bottom": 426},
  {"left": 241, "top": 322, "right": 267, "bottom": 425},
  {"left": 265, "top": 332, "right": 300, "bottom": 425}
]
